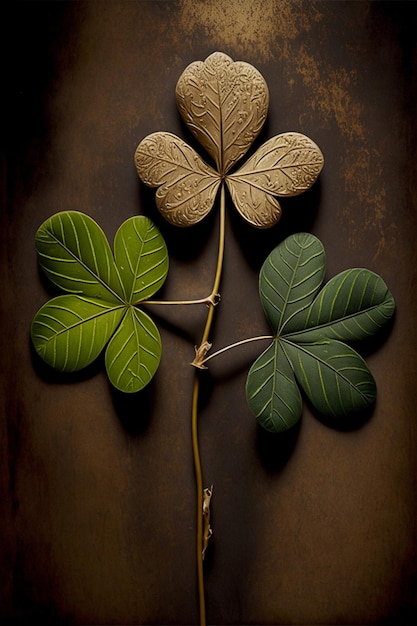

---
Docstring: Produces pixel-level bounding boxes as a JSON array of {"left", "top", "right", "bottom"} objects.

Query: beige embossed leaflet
[{"left": 135, "top": 52, "right": 324, "bottom": 228}]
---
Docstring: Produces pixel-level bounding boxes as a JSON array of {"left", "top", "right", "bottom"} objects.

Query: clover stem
[
  {"left": 191, "top": 375, "right": 205, "bottom": 625},
  {"left": 192, "top": 183, "right": 226, "bottom": 626},
  {"left": 201, "top": 185, "right": 226, "bottom": 343},
  {"left": 138, "top": 294, "right": 220, "bottom": 307},
  {"left": 199, "top": 335, "right": 274, "bottom": 366}
]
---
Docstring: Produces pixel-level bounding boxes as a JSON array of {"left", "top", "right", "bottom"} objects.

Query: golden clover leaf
[{"left": 134, "top": 52, "right": 324, "bottom": 229}]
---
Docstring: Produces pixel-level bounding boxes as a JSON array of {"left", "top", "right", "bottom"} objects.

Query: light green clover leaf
[{"left": 31, "top": 211, "right": 168, "bottom": 392}]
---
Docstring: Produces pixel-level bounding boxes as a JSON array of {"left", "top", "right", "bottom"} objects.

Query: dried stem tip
[{"left": 191, "top": 341, "right": 212, "bottom": 369}]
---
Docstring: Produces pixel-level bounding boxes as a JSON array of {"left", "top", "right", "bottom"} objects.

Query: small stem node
[
  {"left": 198, "top": 335, "right": 274, "bottom": 367},
  {"left": 202, "top": 485, "right": 214, "bottom": 560},
  {"left": 191, "top": 341, "right": 212, "bottom": 370},
  {"left": 209, "top": 293, "right": 221, "bottom": 306}
]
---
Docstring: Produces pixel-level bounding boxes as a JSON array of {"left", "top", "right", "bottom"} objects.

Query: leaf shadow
[
  {"left": 110, "top": 382, "right": 154, "bottom": 437},
  {"left": 29, "top": 338, "right": 103, "bottom": 386},
  {"left": 307, "top": 398, "right": 375, "bottom": 433},
  {"left": 197, "top": 346, "right": 301, "bottom": 475},
  {"left": 227, "top": 179, "right": 322, "bottom": 272},
  {"left": 256, "top": 420, "right": 301, "bottom": 473},
  {"left": 31, "top": 336, "right": 154, "bottom": 437}
]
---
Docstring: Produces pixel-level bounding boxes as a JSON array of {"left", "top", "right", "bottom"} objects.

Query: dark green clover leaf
[
  {"left": 31, "top": 211, "right": 168, "bottom": 393},
  {"left": 246, "top": 233, "right": 395, "bottom": 432}
]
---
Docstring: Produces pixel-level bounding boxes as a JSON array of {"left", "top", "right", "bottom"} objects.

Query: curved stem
[
  {"left": 199, "top": 335, "right": 273, "bottom": 366},
  {"left": 138, "top": 294, "right": 220, "bottom": 307},
  {"left": 192, "top": 184, "right": 226, "bottom": 626}
]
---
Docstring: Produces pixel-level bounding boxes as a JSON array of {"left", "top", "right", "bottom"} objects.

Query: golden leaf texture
[
  {"left": 134, "top": 132, "right": 220, "bottom": 227},
  {"left": 175, "top": 51, "right": 269, "bottom": 175},
  {"left": 226, "top": 179, "right": 282, "bottom": 228},
  {"left": 134, "top": 53, "right": 324, "bottom": 229},
  {"left": 226, "top": 132, "right": 324, "bottom": 227}
]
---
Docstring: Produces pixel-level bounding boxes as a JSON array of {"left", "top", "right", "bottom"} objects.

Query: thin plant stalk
[
  {"left": 139, "top": 295, "right": 219, "bottom": 307},
  {"left": 192, "top": 184, "right": 226, "bottom": 626},
  {"left": 200, "top": 335, "right": 274, "bottom": 366}
]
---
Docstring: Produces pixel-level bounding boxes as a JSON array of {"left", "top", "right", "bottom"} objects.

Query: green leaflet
[
  {"left": 114, "top": 214, "right": 169, "bottom": 303},
  {"left": 282, "top": 339, "right": 376, "bottom": 418},
  {"left": 31, "top": 295, "right": 125, "bottom": 372},
  {"left": 31, "top": 212, "right": 168, "bottom": 393},
  {"left": 105, "top": 307, "right": 161, "bottom": 393},
  {"left": 288, "top": 268, "right": 396, "bottom": 342},
  {"left": 35, "top": 211, "right": 125, "bottom": 303},
  {"left": 259, "top": 233, "right": 326, "bottom": 334},
  {"left": 246, "top": 233, "right": 395, "bottom": 432},
  {"left": 245, "top": 342, "right": 302, "bottom": 433}
]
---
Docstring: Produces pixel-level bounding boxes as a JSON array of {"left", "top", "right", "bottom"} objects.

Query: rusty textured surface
[{"left": 2, "top": 1, "right": 417, "bottom": 624}]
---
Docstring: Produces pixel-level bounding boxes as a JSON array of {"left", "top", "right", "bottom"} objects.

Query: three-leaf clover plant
[
  {"left": 31, "top": 211, "right": 169, "bottom": 393},
  {"left": 245, "top": 233, "right": 396, "bottom": 432},
  {"left": 134, "top": 51, "right": 324, "bottom": 229}
]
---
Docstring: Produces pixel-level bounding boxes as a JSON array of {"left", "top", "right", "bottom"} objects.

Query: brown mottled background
[{"left": 1, "top": 1, "right": 416, "bottom": 624}]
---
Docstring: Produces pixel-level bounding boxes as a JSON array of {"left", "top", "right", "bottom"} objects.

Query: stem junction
[{"left": 191, "top": 335, "right": 274, "bottom": 369}]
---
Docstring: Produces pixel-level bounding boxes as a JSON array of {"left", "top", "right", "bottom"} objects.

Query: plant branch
[
  {"left": 138, "top": 294, "right": 220, "bottom": 307},
  {"left": 192, "top": 183, "right": 226, "bottom": 626},
  {"left": 193, "top": 335, "right": 274, "bottom": 369}
]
